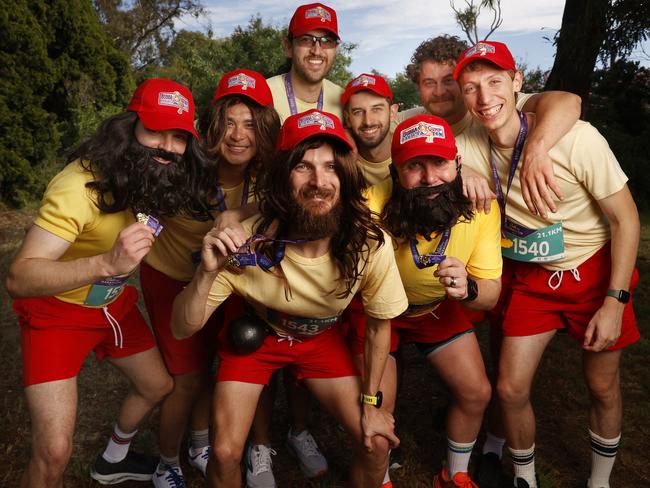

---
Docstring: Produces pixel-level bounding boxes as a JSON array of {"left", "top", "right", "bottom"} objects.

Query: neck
[
  {"left": 358, "top": 134, "right": 392, "bottom": 163},
  {"left": 218, "top": 160, "right": 247, "bottom": 188},
  {"left": 489, "top": 111, "right": 525, "bottom": 149},
  {"left": 289, "top": 68, "right": 323, "bottom": 103},
  {"left": 287, "top": 236, "right": 331, "bottom": 258}
]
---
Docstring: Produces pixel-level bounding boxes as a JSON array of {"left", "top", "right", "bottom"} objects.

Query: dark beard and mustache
[
  {"left": 122, "top": 140, "right": 190, "bottom": 216},
  {"left": 287, "top": 187, "right": 342, "bottom": 240},
  {"left": 382, "top": 175, "right": 474, "bottom": 241}
]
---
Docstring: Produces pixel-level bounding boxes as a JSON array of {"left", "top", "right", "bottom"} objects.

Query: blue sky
[{"left": 179, "top": 1, "right": 649, "bottom": 78}]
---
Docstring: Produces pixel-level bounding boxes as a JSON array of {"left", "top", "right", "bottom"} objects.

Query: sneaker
[
  {"left": 90, "top": 451, "right": 158, "bottom": 484},
  {"left": 188, "top": 445, "right": 210, "bottom": 477},
  {"left": 389, "top": 446, "right": 404, "bottom": 470},
  {"left": 514, "top": 475, "right": 540, "bottom": 488},
  {"left": 286, "top": 429, "right": 328, "bottom": 478},
  {"left": 246, "top": 444, "right": 277, "bottom": 488},
  {"left": 477, "top": 452, "right": 502, "bottom": 488},
  {"left": 434, "top": 467, "right": 479, "bottom": 488},
  {"left": 152, "top": 463, "right": 186, "bottom": 488}
]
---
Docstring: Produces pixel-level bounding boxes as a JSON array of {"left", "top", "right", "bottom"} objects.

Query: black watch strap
[
  {"left": 462, "top": 277, "right": 479, "bottom": 302},
  {"left": 606, "top": 289, "right": 630, "bottom": 304}
]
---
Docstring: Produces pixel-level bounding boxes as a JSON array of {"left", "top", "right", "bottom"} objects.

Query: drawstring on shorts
[
  {"left": 102, "top": 307, "right": 124, "bottom": 348},
  {"left": 547, "top": 268, "right": 581, "bottom": 290}
]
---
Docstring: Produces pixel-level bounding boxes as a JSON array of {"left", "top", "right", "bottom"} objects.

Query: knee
[
  {"left": 497, "top": 376, "right": 530, "bottom": 408},
  {"left": 588, "top": 380, "right": 620, "bottom": 407},
  {"left": 143, "top": 374, "right": 174, "bottom": 403},
  {"left": 212, "top": 439, "right": 243, "bottom": 473},
  {"left": 35, "top": 436, "right": 73, "bottom": 474},
  {"left": 357, "top": 435, "right": 390, "bottom": 468},
  {"left": 456, "top": 380, "right": 492, "bottom": 413},
  {"left": 171, "top": 372, "right": 205, "bottom": 397}
]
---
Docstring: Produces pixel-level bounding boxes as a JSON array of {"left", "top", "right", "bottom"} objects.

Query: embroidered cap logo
[
  {"left": 305, "top": 6, "right": 331, "bottom": 22},
  {"left": 228, "top": 73, "right": 257, "bottom": 91},
  {"left": 400, "top": 122, "right": 445, "bottom": 145},
  {"left": 298, "top": 111, "right": 335, "bottom": 131},
  {"left": 158, "top": 91, "right": 189, "bottom": 115}
]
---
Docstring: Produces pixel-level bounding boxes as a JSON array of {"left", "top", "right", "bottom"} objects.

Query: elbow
[
  {"left": 568, "top": 92, "right": 582, "bottom": 117},
  {"left": 170, "top": 318, "right": 193, "bottom": 340},
  {"left": 5, "top": 266, "right": 25, "bottom": 298}
]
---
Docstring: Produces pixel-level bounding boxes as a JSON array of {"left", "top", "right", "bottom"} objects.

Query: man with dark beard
[
  {"left": 6, "top": 78, "right": 212, "bottom": 487},
  {"left": 171, "top": 109, "right": 408, "bottom": 488},
  {"left": 347, "top": 114, "right": 502, "bottom": 488}
]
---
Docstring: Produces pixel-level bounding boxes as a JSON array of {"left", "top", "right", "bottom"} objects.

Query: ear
[
  {"left": 513, "top": 71, "right": 523, "bottom": 93},
  {"left": 342, "top": 108, "right": 351, "bottom": 127},
  {"left": 389, "top": 103, "right": 399, "bottom": 121},
  {"left": 282, "top": 37, "right": 293, "bottom": 58}
]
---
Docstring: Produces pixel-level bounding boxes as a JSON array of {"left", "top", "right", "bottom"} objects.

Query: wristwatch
[
  {"left": 606, "top": 289, "right": 630, "bottom": 304},
  {"left": 462, "top": 277, "right": 479, "bottom": 302},
  {"left": 360, "top": 391, "right": 383, "bottom": 408}
]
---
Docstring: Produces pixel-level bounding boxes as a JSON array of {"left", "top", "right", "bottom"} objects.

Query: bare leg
[{"left": 583, "top": 349, "right": 623, "bottom": 438}]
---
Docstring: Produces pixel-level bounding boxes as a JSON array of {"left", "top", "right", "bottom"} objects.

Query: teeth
[{"left": 480, "top": 105, "right": 502, "bottom": 117}]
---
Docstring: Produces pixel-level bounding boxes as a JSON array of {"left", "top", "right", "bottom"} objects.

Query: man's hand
[
  {"left": 200, "top": 226, "right": 249, "bottom": 273},
  {"left": 462, "top": 165, "right": 495, "bottom": 214},
  {"left": 583, "top": 300, "right": 624, "bottom": 352},
  {"left": 435, "top": 257, "right": 469, "bottom": 300},
  {"left": 520, "top": 144, "right": 564, "bottom": 219},
  {"left": 101, "top": 222, "right": 155, "bottom": 276},
  {"left": 361, "top": 405, "right": 399, "bottom": 452}
]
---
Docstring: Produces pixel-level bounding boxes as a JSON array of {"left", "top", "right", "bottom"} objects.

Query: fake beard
[
  {"left": 123, "top": 141, "right": 188, "bottom": 216},
  {"left": 395, "top": 176, "right": 473, "bottom": 240},
  {"left": 288, "top": 187, "right": 343, "bottom": 240}
]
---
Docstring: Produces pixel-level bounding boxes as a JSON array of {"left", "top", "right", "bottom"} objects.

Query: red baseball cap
[
  {"left": 341, "top": 73, "right": 393, "bottom": 106},
  {"left": 211, "top": 69, "right": 274, "bottom": 107},
  {"left": 392, "top": 115, "right": 457, "bottom": 165},
  {"left": 277, "top": 109, "right": 352, "bottom": 151},
  {"left": 452, "top": 41, "right": 516, "bottom": 80},
  {"left": 127, "top": 78, "right": 199, "bottom": 139},
  {"left": 289, "top": 3, "right": 339, "bottom": 38}
]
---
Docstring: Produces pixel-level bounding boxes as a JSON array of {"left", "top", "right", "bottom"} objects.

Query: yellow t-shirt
[
  {"left": 357, "top": 154, "right": 392, "bottom": 186},
  {"left": 267, "top": 74, "right": 344, "bottom": 123},
  {"left": 395, "top": 92, "right": 533, "bottom": 136},
  {"left": 144, "top": 179, "right": 255, "bottom": 282},
  {"left": 207, "top": 216, "right": 408, "bottom": 336},
  {"left": 366, "top": 179, "right": 502, "bottom": 316},
  {"left": 456, "top": 115, "right": 628, "bottom": 270},
  {"left": 33, "top": 160, "right": 136, "bottom": 306}
]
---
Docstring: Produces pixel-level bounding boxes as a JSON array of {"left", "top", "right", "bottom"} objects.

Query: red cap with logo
[
  {"left": 289, "top": 3, "right": 339, "bottom": 38},
  {"left": 127, "top": 78, "right": 199, "bottom": 139},
  {"left": 392, "top": 115, "right": 457, "bottom": 165},
  {"left": 341, "top": 73, "right": 393, "bottom": 106},
  {"left": 211, "top": 69, "right": 274, "bottom": 107},
  {"left": 452, "top": 40, "right": 516, "bottom": 80},
  {"left": 277, "top": 109, "right": 352, "bottom": 151}
]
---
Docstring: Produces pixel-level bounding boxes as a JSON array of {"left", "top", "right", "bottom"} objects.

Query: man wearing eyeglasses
[{"left": 267, "top": 2, "right": 344, "bottom": 123}]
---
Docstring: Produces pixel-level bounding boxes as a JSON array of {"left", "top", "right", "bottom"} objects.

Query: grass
[{"left": 0, "top": 208, "right": 649, "bottom": 487}]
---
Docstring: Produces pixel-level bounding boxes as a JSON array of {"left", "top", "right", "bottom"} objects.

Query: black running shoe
[
  {"left": 514, "top": 475, "right": 541, "bottom": 488},
  {"left": 477, "top": 452, "right": 502, "bottom": 488},
  {"left": 90, "top": 451, "right": 158, "bottom": 484}
]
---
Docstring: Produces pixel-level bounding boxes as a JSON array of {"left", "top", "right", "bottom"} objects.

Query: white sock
[
  {"left": 159, "top": 454, "right": 181, "bottom": 469},
  {"left": 383, "top": 462, "right": 390, "bottom": 483},
  {"left": 588, "top": 429, "right": 620, "bottom": 488},
  {"left": 510, "top": 444, "right": 536, "bottom": 487},
  {"left": 447, "top": 437, "right": 476, "bottom": 477},
  {"left": 102, "top": 424, "right": 136, "bottom": 463},
  {"left": 190, "top": 428, "right": 210, "bottom": 452},
  {"left": 482, "top": 431, "right": 506, "bottom": 458}
]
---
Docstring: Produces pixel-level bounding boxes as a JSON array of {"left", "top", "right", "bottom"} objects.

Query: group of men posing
[{"left": 6, "top": 2, "right": 640, "bottom": 488}]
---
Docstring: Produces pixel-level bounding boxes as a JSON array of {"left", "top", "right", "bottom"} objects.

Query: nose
[
  {"left": 160, "top": 133, "right": 175, "bottom": 153},
  {"left": 309, "top": 39, "right": 324, "bottom": 55},
  {"left": 421, "top": 165, "right": 441, "bottom": 186},
  {"left": 309, "top": 167, "right": 326, "bottom": 187},
  {"left": 431, "top": 83, "right": 445, "bottom": 97},
  {"left": 476, "top": 85, "right": 489, "bottom": 105},
  {"left": 230, "top": 124, "right": 245, "bottom": 141}
]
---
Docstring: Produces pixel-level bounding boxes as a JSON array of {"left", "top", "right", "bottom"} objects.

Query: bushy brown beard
[
  {"left": 382, "top": 175, "right": 474, "bottom": 241},
  {"left": 288, "top": 187, "right": 342, "bottom": 239}
]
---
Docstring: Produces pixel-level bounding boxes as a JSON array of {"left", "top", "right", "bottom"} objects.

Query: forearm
[
  {"left": 170, "top": 267, "right": 219, "bottom": 339},
  {"left": 462, "top": 277, "right": 501, "bottom": 311},
  {"left": 523, "top": 91, "right": 581, "bottom": 151},
  {"left": 608, "top": 216, "right": 639, "bottom": 293},
  {"left": 6, "top": 254, "right": 111, "bottom": 298},
  {"left": 362, "top": 317, "right": 391, "bottom": 395}
]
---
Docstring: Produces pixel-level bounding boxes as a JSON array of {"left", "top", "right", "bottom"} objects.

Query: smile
[{"left": 479, "top": 104, "right": 503, "bottom": 117}]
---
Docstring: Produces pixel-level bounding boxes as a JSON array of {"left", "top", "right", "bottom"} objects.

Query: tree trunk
[{"left": 545, "top": 0, "right": 610, "bottom": 114}]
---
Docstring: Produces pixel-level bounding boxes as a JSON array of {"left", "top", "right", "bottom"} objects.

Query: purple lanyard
[
  {"left": 409, "top": 229, "right": 451, "bottom": 269},
  {"left": 488, "top": 111, "right": 528, "bottom": 219},
  {"left": 230, "top": 234, "right": 308, "bottom": 271},
  {"left": 215, "top": 174, "right": 250, "bottom": 213},
  {"left": 284, "top": 72, "right": 324, "bottom": 115}
]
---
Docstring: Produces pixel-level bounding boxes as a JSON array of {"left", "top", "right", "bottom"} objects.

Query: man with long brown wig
[
  {"left": 171, "top": 109, "right": 408, "bottom": 488},
  {"left": 6, "top": 78, "right": 212, "bottom": 487},
  {"left": 139, "top": 70, "right": 280, "bottom": 487}
]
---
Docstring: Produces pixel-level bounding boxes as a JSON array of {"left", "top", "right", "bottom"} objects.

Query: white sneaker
[
  {"left": 188, "top": 445, "right": 210, "bottom": 477},
  {"left": 286, "top": 429, "right": 328, "bottom": 478},
  {"left": 246, "top": 444, "right": 277, "bottom": 488},
  {"left": 152, "top": 462, "right": 186, "bottom": 488}
]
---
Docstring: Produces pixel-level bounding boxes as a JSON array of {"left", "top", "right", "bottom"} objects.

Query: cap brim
[
  {"left": 453, "top": 57, "right": 514, "bottom": 80},
  {"left": 394, "top": 145, "right": 457, "bottom": 166},
  {"left": 137, "top": 110, "right": 199, "bottom": 140},
  {"left": 291, "top": 26, "right": 339, "bottom": 39}
]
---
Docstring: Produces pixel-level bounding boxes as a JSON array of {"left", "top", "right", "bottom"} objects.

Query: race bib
[
  {"left": 501, "top": 218, "right": 565, "bottom": 263},
  {"left": 266, "top": 309, "right": 340, "bottom": 337},
  {"left": 84, "top": 275, "right": 130, "bottom": 306}
]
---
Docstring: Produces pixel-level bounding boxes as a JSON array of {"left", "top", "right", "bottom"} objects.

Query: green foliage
[
  {"left": 0, "top": 0, "right": 132, "bottom": 207},
  {"left": 516, "top": 59, "right": 548, "bottom": 93},
  {"left": 371, "top": 70, "right": 420, "bottom": 110}
]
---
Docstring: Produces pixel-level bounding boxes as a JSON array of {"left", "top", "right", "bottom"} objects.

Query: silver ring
[{"left": 450, "top": 276, "right": 457, "bottom": 288}]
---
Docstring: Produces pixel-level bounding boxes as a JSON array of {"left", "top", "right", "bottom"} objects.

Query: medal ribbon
[
  {"left": 409, "top": 229, "right": 451, "bottom": 269},
  {"left": 229, "top": 234, "right": 309, "bottom": 270},
  {"left": 284, "top": 72, "right": 324, "bottom": 115},
  {"left": 215, "top": 173, "right": 251, "bottom": 212}
]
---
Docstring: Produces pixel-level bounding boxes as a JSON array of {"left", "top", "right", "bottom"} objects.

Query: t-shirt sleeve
[
  {"left": 34, "top": 164, "right": 97, "bottom": 243},
  {"left": 359, "top": 233, "right": 408, "bottom": 319},
  {"left": 206, "top": 272, "right": 235, "bottom": 308},
  {"left": 569, "top": 124, "right": 628, "bottom": 201},
  {"left": 465, "top": 200, "right": 503, "bottom": 280},
  {"left": 515, "top": 92, "right": 533, "bottom": 111},
  {"left": 365, "top": 179, "right": 392, "bottom": 215}
]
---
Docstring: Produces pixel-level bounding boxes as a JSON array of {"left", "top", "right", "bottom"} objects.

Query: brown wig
[
  {"left": 70, "top": 112, "right": 214, "bottom": 219},
  {"left": 255, "top": 137, "right": 384, "bottom": 298},
  {"left": 405, "top": 35, "right": 469, "bottom": 84},
  {"left": 199, "top": 94, "right": 280, "bottom": 190}
]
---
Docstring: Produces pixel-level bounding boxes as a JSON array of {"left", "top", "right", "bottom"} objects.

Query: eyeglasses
[{"left": 293, "top": 34, "right": 339, "bottom": 49}]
